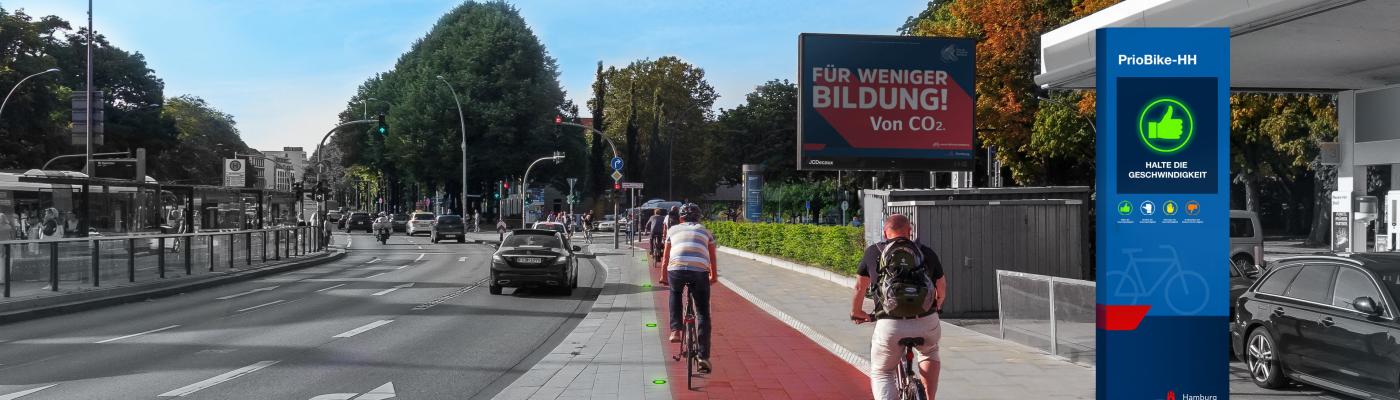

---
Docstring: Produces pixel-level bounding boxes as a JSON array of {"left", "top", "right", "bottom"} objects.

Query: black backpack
[
  {"left": 870, "top": 238, "right": 937, "bottom": 319},
  {"left": 43, "top": 219, "right": 59, "bottom": 237}
]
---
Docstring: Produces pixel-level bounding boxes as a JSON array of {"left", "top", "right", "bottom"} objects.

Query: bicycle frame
[{"left": 897, "top": 344, "right": 925, "bottom": 400}]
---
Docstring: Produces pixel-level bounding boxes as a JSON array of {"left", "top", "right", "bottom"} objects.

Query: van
[{"left": 1229, "top": 210, "right": 1264, "bottom": 268}]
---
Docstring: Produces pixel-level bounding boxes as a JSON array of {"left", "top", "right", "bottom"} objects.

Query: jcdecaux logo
[{"left": 1137, "top": 97, "right": 1194, "bottom": 154}]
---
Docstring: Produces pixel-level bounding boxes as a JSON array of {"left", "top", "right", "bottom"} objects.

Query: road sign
[
  {"left": 622, "top": 182, "right": 644, "bottom": 189},
  {"left": 611, "top": 170, "right": 623, "bottom": 182},
  {"left": 223, "top": 158, "right": 246, "bottom": 187},
  {"left": 805, "top": 200, "right": 811, "bottom": 211},
  {"left": 610, "top": 157, "right": 624, "bottom": 171},
  {"left": 841, "top": 200, "right": 849, "bottom": 211}
]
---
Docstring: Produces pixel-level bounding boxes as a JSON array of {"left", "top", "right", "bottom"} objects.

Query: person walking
[
  {"left": 473, "top": 210, "right": 481, "bottom": 233},
  {"left": 660, "top": 203, "right": 717, "bottom": 373},
  {"left": 851, "top": 213, "right": 945, "bottom": 400},
  {"left": 496, "top": 218, "right": 508, "bottom": 243},
  {"left": 0, "top": 210, "right": 15, "bottom": 241}
]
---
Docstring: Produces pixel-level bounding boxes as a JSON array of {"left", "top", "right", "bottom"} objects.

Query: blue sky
[{"left": 3, "top": 1, "right": 926, "bottom": 152}]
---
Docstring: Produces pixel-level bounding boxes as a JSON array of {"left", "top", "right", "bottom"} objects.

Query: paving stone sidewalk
[{"left": 717, "top": 247, "right": 1096, "bottom": 399}]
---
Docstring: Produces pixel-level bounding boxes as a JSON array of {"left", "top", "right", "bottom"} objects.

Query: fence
[
  {"left": 0, "top": 226, "right": 326, "bottom": 299},
  {"left": 996, "top": 270, "right": 1095, "bottom": 366}
]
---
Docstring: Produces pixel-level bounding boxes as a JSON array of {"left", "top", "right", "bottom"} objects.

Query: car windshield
[
  {"left": 437, "top": 216, "right": 462, "bottom": 224},
  {"left": 503, "top": 234, "right": 562, "bottom": 249},
  {"left": 393, "top": 214, "right": 408, "bottom": 221},
  {"left": 412, "top": 214, "right": 434, "bottom": 221},
  {"left": 350, "top": 213, "right": 370, "bottom": 220}
]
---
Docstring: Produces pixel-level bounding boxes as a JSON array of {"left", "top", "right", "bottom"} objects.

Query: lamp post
[
  {"left": 521, "top": 154, "right": 565, "bottom": 224},
  {"left": 312, "top": 119, "right": 377, "bottom": 227},
  {"left": 435, "top": 75, "right": 468, "bottom": 216},
  {"left": 361, "top": 97, "right": 390, "bottom": 119},
  {"left": 0, "top": 68, "right": 60, "bottom": 123},
  {"left": 555, "top": 118, "right": 622, "bottom": 248}
]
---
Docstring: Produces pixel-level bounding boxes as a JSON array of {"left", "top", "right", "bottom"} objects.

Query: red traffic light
[
  {"left": 504, "top": 182, "right": 510, "bottom": 190},
  {"left": 613, "top": 182, "right": 621, "bottom": 190},
  {"left": 554, "top": 115, "right": 562, "bottom": 125}
]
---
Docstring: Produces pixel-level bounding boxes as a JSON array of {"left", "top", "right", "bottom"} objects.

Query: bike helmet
[{"left": 680, "top": 203, "right": 702, "bottom": 221}]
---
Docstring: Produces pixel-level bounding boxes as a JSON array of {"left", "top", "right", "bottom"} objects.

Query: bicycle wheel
[{"left": 685, "top": 292, "right": 697, "bottom": 389}]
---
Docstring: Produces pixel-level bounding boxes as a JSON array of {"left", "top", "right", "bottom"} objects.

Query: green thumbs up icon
[
  {"left": 1148, "top": 106, "right": 1182, "bottom": 140},
  {"left": 1137, "top": 98, "right": 1194, "bottom": 154}
]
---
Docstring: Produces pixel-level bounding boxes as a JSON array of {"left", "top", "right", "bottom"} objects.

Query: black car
[
  {"left": 1229, "top": 257, "right": 1263, "bottom": 320},
  {"left": 1232, "top": 254, "right": 1400, "bottom": 399},
  {"left": 344, "top": 212, "right": 373, "bottom": 233},
  {"left": 431, "top": 215, "right": 465, "bottom": 243},
  {"left": 490, "top": 229, "right": 580, "bottom": 295},
  {"left": 392, "top": 213, "right": 409, "bottom": 232}
]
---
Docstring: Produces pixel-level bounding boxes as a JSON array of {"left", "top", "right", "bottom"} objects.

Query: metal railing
[
  {"left": 995, "top": 270, "right": 1095, "bottom": 366},
  {"left": 1, "top": 226, "right": 327, "bottom": 298}
]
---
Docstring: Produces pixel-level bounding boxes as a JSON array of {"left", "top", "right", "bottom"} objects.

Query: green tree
[
  {"left": 161, "top": 95, "right": 250, "bottom": 185},
  {"left": 714, "top": 79, "right": 797, "bottom": 184},
  {"left": 0, "top": 7, "right": 68, "bottom": 169},
  {"left": 599, "top": 56, "right": 719, "bottom": 200}
]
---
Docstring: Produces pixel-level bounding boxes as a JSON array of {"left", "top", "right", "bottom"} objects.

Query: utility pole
[
  {"left": 567, "top": 177, "right": 578, "bottom": 219},
  {"left": 84, "top": 0, "right": 94, "bottom": 175}
]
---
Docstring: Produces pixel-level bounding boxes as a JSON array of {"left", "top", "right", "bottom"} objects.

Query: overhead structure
[{"left": 1037, "top": 0, "right": 1400, "bottom": 252}]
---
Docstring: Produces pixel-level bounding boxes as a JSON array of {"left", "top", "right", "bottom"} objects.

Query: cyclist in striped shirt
[{"left": 660, "top": 203, "right": 718, "bottom": 373}]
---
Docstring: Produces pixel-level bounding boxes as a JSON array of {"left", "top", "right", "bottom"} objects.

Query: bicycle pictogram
[{"left": 1108, "top": 245, "right": 1210, "bottom": 314}]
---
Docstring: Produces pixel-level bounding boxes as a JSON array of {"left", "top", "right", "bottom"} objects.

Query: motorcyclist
[{"left": 373, "top": 212, "right": 392, "bottom": 241}]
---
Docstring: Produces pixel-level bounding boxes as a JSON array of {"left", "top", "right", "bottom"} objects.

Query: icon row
[{"left": 1117, "top": 200, "right": 1200, "bottom": 216}]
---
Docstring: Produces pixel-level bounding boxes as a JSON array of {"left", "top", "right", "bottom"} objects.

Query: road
[{"left": 0, "top": 230, "right": 604, "bottom": 399}]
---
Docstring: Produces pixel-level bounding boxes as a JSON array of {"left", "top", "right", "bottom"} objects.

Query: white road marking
[
  {"left": 394, "top": 265, "right": 409, "bottom": 270},
  {"left": 332, "top": 320, "right": 393, "bottom": 338},
  {"left": 315, "top": 284, "right": 347, "bottom": 292},
  {"left": 414, "top": 253, "right": 425, "bottom": 262},
  {"left": 365, "top": 258, "right": 380, "bottom": 264},
  {"left": 371, "top": 283, "right": 414, "bottom": 296},
  {"left": 95, "top": 325, "right": 180, "bottom": 344},
  {"left": 158, "top": 360, "right": 279, "bottom": 397},
  {"left": 416, "top": 245, "right": 423, "bottom": 249},
  {"left": 458, "top": 257, "right": 467, "bottom": 262},
  {"left": 354, "top": 382, "right": 396, "bottom": 400},
  {"left": 365, "top": 272, "right": 386, "bottom": 279},
  {"left": 235, "top": 300, "right": 285, "bottom": 313},
  {"left": 308, "top": 394, "right": 354, "bottom": 400},
  {"left": 0, "top": 384, "right": 58, "bottom": 400},
  {"left": 215, "top": 286, "right": 280, "bottom": 300}
]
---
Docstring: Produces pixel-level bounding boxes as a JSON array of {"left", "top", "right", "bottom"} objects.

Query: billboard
[
  {"left": 1095, "top": 28, "right": 1229, "bottom": 399},
  {"left": 798, "top": 33, "right": 975, "bottom": 171}
]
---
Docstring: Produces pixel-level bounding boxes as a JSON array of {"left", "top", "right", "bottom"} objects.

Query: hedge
[{"left": 706, "top": 221, "right": 865, "bottom": 276}]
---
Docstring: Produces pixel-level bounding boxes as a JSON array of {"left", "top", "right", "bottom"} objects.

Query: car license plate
[{"left": 517, "top": 257, "right": 542, "bottom": 264}]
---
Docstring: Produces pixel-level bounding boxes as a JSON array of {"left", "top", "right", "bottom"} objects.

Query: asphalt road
[{"left": 0, "top": 230, "right": 605, "bottom": 399}]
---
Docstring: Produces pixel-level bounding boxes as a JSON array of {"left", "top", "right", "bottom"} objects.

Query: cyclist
[
  {"left": 645, "top": 209, "right": 666, "bottom": 266},
  {"left": 664, "top": 205, "right": 681, "bottom": 231},
  {"left": 582, "top": 211, "right": 593, "bottom": 240},
  {"left": 660, "top": 203, "right": 717, "bottom": 373},
  {"left": 851, "top": 213, "right": 945, "bottom": 400}
]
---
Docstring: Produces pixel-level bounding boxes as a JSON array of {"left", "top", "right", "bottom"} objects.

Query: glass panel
[
  {"left": 1053, "top": 280, "right": 1095, "bottom": 366},
  {"left": 998, "top": 274, "right": 1052, "bottom": 353}
]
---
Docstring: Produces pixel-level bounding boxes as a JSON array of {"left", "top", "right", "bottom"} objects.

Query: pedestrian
[
  {"left": 473, "top": 210, "right": 481, "bottom": 233},
  {"left": 0, "top": 210, "right": 15, "bottom": 241},
  {"left": 660, "top": 203, "right": 717, "bottom": 373},
  {"left": 496, "top": 218, "right": 508, "bottom": 243},
  {"left": 851, "top": 213, "right": 945, "bottom": 400},
  {"left": 63, "top": 210, "right": 79, "bottom": 237},
  {"left": 851, "top": 216, "right": 862, "bottom": 227}
]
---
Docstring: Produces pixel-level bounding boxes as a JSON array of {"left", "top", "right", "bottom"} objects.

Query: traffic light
[
  {"left": 614, "top": 182, "right": 621, "bottom": 190},
  {"left": 376, "top": 114, "right": 388, "bottom": 136},
  {"left": 554, "top": 115, "right": 562, "bottom": 125},
  {"left": 293, "top": 182, "right": 303, "bottom": 198}
]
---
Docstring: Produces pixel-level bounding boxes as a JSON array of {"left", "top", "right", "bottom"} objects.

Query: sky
[{"left": 2, "top": 0, "right": 927, "bottom": 153}]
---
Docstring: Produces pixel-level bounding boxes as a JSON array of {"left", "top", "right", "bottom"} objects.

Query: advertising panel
[
  {"left": 1095, "top": 28, "right": 1229, "bottom": 399},
  {"left": 798, "top": 33, "right": 975, "bottom": 171}
]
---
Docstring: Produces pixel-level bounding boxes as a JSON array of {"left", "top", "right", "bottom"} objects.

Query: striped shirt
[{"left": 665, "top": 222, "right": 713, "bottom": 272}]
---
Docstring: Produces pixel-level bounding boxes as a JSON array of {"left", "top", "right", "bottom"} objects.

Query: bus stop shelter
[{"left": 1035, "top": 0, "right": 1400, "bottom": 252}]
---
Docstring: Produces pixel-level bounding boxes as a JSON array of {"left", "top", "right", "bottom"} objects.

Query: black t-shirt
[{"left": 858, "top": 239, "right": 944, "bottom": 282}]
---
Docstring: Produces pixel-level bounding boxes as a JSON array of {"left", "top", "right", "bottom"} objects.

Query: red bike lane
[{"left": 644, "top": 244, "right": 871, "bottom": 399}]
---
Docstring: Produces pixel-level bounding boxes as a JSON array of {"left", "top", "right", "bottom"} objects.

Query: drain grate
[{"left": 411, "top": 277, "right": 489, "bottom": 311}]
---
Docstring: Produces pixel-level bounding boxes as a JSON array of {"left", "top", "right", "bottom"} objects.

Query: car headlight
[
  {"left": 555, "top": 255, "right": 569, "bottom": 264},
  {"left": 492, "top": 255, "right": 505, "bottom": 264}
]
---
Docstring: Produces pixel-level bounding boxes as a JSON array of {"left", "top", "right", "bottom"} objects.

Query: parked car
[
  {"left": 1231, "top": 210, "right": 1264, "bottom": 269},
  {"left": 431, "top": 215, "right": 466, "bottom": 243},
  {"left": 1229, "top": 257, "right": 1263, "bottom": 320},
  {"left": 489, "top": 229, "right": 581, "bottom": 295},
  {"left": 391, "top": 213, "right": 409, "bottom": 232},
  {"left": 406, "top": 212, "right": 435, "bottom": 236},
  {"left": 1232, "top": 253, "right": 1400, "bottom": 398},
  {"left": 344, "top": 212, "right": 373, "bottom": 233}
]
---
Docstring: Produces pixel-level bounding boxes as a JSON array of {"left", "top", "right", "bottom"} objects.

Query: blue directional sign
[
  {"left": 610, "top": 157, "right": 624, "bottom": 171},
  {"left": 1095, "top": 28, "right": 1228, "bottom": 400}
]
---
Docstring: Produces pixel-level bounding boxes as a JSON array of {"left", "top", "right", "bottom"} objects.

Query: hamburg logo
[{"left": 941, "top": 44, "right": 967, "bottom": 63}]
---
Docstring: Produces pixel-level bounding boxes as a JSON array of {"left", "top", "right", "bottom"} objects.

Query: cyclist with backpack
[
  {"left": 660, "top": 203, "right": 717, "bottom": 373},
  {"left": 851, "top": 213, "right": 945, "bottom": 400}
]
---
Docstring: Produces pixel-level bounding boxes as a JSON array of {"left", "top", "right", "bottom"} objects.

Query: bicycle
[
  {"left": 671, "top": 289, "right": 706, "bottom": 389},
  {"left": 1109, "top": 245, "right": 1210, "bottom": 314},
  {"left": 852, "top": 314, "right": 933, "bottom": 400}
]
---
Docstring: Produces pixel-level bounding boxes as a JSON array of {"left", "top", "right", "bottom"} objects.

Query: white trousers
[{"left": 870, "top": 315, "right": 942, "bottom": 400}]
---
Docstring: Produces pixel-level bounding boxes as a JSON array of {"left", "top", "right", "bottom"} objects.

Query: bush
[{"left": 707, "top": 221, "right": 865, "bottom": 276}]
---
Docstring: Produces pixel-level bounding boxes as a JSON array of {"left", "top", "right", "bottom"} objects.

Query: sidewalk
[{"left": 716, "top": 247, "right": 1095, "bottom": 399}]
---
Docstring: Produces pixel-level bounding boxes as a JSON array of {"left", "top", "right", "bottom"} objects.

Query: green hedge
[{"left": 707, "top": 221, "right": 865, "bottom": 276}]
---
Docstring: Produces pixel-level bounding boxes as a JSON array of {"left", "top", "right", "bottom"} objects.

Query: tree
[
  {"left": 599, "top": 56, "right": 720, "bottom": 199},
  {"left": 0, "top": 7, "right": 68, "bottom": 169},
  {"left": 587, "top": 61, "right": 607, "bottom": 199},
  {"left": 714, "top": 79, "right": 797, "bottom": 184},
  {"left": 161, "top": 95, "right": 250, "bottom": 185}
]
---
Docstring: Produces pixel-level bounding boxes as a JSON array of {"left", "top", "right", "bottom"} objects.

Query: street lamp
[
  {"left": 555, "top": 116, "right": 623, "bottom": 248},
  {"left": 361, "top": 97, "right": 390, "bottom": 119},
  {"left": 0, "top": 68, "right": 60, "bottom": 123},
  {"left": 435, "top": 75, "right": 468, "bottom": 216},
  {"left": 521, "top": 154, "right": 565, "bottom": 224}
]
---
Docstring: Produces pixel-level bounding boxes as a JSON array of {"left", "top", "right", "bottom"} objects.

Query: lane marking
[
  {"left": 416, "top": 245, "right": 423, "bottom": 249},
  {"left": 415, "top": 253, "right": 425, "bottom": 262},
  {"left": 157, "top": 360, "right": 279, "bottom": 397},
  {"left": 365, "top": 272, "right": 386, "bottom": 279},
  {"left": 365, "top": 258, "right": 380, "bottom": 264},
  {"left": 354, "top": 382, "right": 396, "bottom": 400},
  {"left": 0, "top": 384, "right": 58, "bottom": 400},
  {"left": 412, "top": 278, "right": 489, "bottom": 311},
  {"left": 235, "top": 300, "right": 286, "bottom": 313},
  {"left": 371, "top": 283, "right": 414, "bottom": 296},
  {"left": 395, "top": 265, "right": 409, "bottom": 270},
  {"left": 315, "top": 283, "right": 347, "bottom": 292},
  {"left": 216, "top": 286, "right": 280, "bottom": 300},
  {"left": 95, "top": 325, "right": 181, "bottom": 344},
  {"left": 458, "top": 257, "right": 467, "bottom": 262},
  {"left": 332, "top": 320, "right": 393, "bottom": 338}
]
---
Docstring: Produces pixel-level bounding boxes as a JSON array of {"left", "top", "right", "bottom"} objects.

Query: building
[{"left": 261, "top": 146, "right": 308, "bottom": 184}]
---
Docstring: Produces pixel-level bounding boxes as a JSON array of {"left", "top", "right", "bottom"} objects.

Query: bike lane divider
[
  {"left": 157, "top": 360, "right": 280, "bottom": 397},
  {"left": 643, "top": 244, "right": 870, "bottom": 399}
]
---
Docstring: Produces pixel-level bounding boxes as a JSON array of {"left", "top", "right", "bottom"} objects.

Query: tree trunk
[
  {"left": 1243, "top": 174, "right": 1260, "bottom": 214},
  {"left": 1306, "top": 165, "right": 1337, "bottom": 246}
]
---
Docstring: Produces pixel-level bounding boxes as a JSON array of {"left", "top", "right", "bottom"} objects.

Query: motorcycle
[{"left": 372, "top": 219, "right": 391, "bottom": 244}]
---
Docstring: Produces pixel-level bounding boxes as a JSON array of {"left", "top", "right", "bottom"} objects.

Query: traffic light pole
[
  {"left": 556, "top": 120, "right": 622, "bottom": 249},
  {"left": 521, "top": 155, "right": 564, "bottom": 225},
  {"left": 312, "top": 119, "right": 376, "bottom": 228}
]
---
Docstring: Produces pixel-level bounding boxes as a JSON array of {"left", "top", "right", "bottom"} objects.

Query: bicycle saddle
[{"left": 898, "top": 337, "right": 925, "bottom": 347}]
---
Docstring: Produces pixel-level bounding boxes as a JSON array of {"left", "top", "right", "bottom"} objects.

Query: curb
[
  {"left": 0, "top": 250, "right": 346, "bottom": 325},
  {"left": 718, "top": 246, "right": 856, "bottom": 289}
]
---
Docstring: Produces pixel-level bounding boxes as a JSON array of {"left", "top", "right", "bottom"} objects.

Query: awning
[{"left": 1035, "top": 0, "right": 1400, "bottom": 90}]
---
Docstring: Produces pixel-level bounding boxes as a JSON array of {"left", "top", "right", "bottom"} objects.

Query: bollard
[
  {"left": 246, "top": 232, "right": 252, "bottom": 266},
  {"left": 128, "top": 238, "right": 136, "bottom": 283},
  {"left": 228, "top": 233, "right": 235, "bottom": 269},
  {"left": 158, "top": 237, "right": 166, "bottom": 279},
  {"left": 184, "top": 236, "right": 192, "bottom": 275},
  {"left": 49, "top": 242, "right": 58, "bottom": 291},
  {"left": 209, "top": 235, "right": 216, "bottom": 271},
  {"left": 3, "top": 244, "right": 10, "bottom": 297}
]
